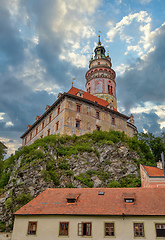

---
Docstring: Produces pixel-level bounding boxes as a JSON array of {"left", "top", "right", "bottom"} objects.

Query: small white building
[{"left": 12, "top": 188, "right": 165, "bottom": 240}]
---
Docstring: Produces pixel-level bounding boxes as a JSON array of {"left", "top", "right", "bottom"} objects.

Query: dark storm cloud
[
  {"left": 0, "top": 1, "right": 26, "bottom": 69},
  {"left": 117, "top": 24, "right": 165, "bottom": 113},
  {"left": 20, "top": 0, "right": 87, "bottom": 90},
  {"left": 0, "top": 0, "right": 87, "bottom": 145},
  {"left": 134, "top": 111, "right": 161, "bottom": 135},
  {"left": 0, "top": 73, "right": 55, "bottom": 133}
]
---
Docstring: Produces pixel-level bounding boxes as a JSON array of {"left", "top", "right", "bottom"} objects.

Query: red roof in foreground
[
  {"left": 143, "top": 165, "right": 164, "bottom": 177},
  {"left": 67, "top": 87, "right": 118, "bottom": 111},
  {"left": 15, "top": 188, "right": 165, "bottom": 216}
]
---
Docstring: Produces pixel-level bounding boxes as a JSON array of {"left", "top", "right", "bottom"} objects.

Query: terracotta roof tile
[
  {"left": 143, "top": 165, "right": 164, "bottom": 177},
  {"left": 15, "top": 188, "right": 165, "bottom": 216},
  {"left": 67, "top": 87, "right": 118, "bottom": 111}
]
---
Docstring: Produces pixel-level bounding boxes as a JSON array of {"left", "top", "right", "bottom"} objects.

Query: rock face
[{"left": 0, "top": 141, "right": 140, "bottom": 231}]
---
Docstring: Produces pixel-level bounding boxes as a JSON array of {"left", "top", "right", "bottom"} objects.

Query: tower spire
[
  {"left": 98, "top": 31, "right": 102, "bottom": 45},
  {"left": 98, "top": 35, "right": 101, "bottom": 46}
]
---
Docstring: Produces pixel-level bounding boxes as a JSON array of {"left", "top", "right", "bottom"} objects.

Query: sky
[{"left": 0, "top": 0, "right": 165, "bottom": 158}]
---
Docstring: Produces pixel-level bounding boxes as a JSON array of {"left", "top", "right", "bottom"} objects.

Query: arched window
[{"left": 108, "top": 85, "right": 110, "bottom": 94}]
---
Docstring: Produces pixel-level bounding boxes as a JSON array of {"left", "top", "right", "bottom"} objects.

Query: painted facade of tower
[{"left": 85, "top": 36, "right": 117, "bottom": 109}]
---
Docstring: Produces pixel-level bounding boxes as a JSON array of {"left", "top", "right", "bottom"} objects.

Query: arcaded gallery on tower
[{"left": 21, "top": 37, "right": 137, "bottom": 146}]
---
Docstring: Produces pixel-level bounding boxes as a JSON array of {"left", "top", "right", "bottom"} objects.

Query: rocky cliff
[{"left": 0, "top": 130, "right": 154, "bottom": 231}]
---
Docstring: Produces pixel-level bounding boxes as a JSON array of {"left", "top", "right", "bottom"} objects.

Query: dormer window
[
  {"left": 77, "top": 91, "right": 84, "bottom": 98},
  {"left": 67, "top": 198, "right": 76, "bottom": 203},
  {"left": 66, "top": 194, "right": 79, "bottom": 204},
  {"left": 125, "top": 198, "right": 134, "bottom": 203},
  {"left": 123, "top": 193, "right": 135, "bottom": 204}
]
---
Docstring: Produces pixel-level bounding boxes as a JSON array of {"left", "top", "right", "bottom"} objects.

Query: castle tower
[{"left": 85, "top": 35, "right": 117, "bottom": 109}]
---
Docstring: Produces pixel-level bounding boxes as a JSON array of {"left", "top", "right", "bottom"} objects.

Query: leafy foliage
[
  {"left": 1, "top": 130, "right": 164, "bottom": 192},
  {"left": 138, "top": 132, "right": 165, "bottom": 162},
  {"left": 75, "top": 173, "right": 94, "bottom": 188},
  {"left": 16, "top": 193, "right": 33, "bottom": 206}
]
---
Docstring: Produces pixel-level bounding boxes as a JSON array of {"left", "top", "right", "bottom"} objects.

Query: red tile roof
[
  {"left": 15, "top": 188, "right": 165, "bottom": 216},
  {"left": 68, "top": 87, "right": 118, "bottom": 111},
  {"left": 143, "top": 165, "right": 164, "bottom": 177}
]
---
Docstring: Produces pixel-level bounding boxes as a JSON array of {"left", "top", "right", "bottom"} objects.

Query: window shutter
[
  {"left": 86, "top": 223, "right": 91, "bottom": 236},
  {"left": 78, "top": 223, "right": 83, "bottom": 236}
]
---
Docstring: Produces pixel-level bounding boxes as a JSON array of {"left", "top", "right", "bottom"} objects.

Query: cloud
[
  {"left": 107, "top": 11, "right": 151, "bottom": 42},
  {"left": 134, "top": 110, "right": 161, "bottom": 135},
  {"left": 139, "top": 0, "right": 152, "bottom": 4},
  {"left": 0, "top": 0, "right": 102, "bottom": 156},
  {"left": 117, "top": 23, "right": 165, "bottom": 134}
]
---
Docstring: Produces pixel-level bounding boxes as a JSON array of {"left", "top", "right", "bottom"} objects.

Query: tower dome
[{"left": 85, "top": 35, "right": 117, "bottom": 109}]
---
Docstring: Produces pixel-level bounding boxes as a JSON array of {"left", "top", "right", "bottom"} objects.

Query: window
[
  {"left": 56, "top": 121, "right": 59, "bottom": 131},
  {"left": 57, "top": 106, "right": 60, "bottom": 115},
  {"left": 134, "top": 223, "right": 144, "bottom": 237},
  {"left": 96, "top": 111, "right": 100, "bottom": 119},
  {"left": 77, "top": 104, "right": 81, "bottom": 112},
  {"left": 76, "top": 120, "right": 80, "bottom": 129},
  {"left": 78, "top": 222, "right": 92, "bottom": 236},
  {"left": 155, "top": 223, "right": 165, "bottom": 237},
  {"left": 96, "top": 125, "right": 101, "bottom": 131},
  {"left": 111, "top": 86, "right": 113, "bottom": 94},
  {"left": 47, "top": 129, "right": 50, "bottom": 136},
  {"left": 42, "top": 121, "right": 45, "bottom": 129},
  {"left": 87, "top": 106, "right": 91, "bottom": 115},
  {"left": 40, "top": 135, "right": 43, "bottom": 139},
  {"left": 87, "top": 122, "right": 91, "bottom": 130},
  {"left": 105, "top": 223, "right": 114, "bottom": 236},
  {"left": 112, "top": 117, "right": 115, "bottom": 125},
  {"left": 30, "top": 132, "right": 32, "bottom": 140},
  {"left": 67, "top": 198, "right": 76, "bottom": 203},
  {"left": 108, "top": 85, "right": 111, "bottom": 94},
  {"left": 36, "top": 127, "right": 38, "bottom": 135},
  {"left": 27, "top": 222, "right": 37, "bottom": 235},
  {"left": 49, "top": 114, "right": 52, "bottom": 123},
  {"left": 125, "top": 198, "right": 134, "bottom": 203},
  {"left": 59, "top": 222, "right": 69, "bottom": 236},
  {"left": 25, "top": 137, "right": 27, "bottom": 145}
]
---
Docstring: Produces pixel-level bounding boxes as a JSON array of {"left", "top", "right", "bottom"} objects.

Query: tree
[
  {"left": 0, "top": 142, "right": 7, "bottom": 176},
  {"left": 138, "top": 132, "right": 165, "bottom": 162}
]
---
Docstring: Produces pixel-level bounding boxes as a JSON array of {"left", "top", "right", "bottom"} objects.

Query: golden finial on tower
[
  {"left": 107, "top": 48, "right": 109, "bottom": 56},
  {"left": 72, "top": 78, "right": 76, "bottom": 87},
  {"left": 98, "top": 31, "right": 102, "bottom": 45}
]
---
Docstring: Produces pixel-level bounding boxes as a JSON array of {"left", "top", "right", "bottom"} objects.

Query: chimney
[
  {"left": 45, "top": 105, "right": 51, "bottom": 111},
  {"left": 57, "top": 93, "right": 63, "bottom": 98},
  {"left": 161, "top": 152, "right": 165, "bottom": 177},
  {"left": 157, "top": 160, "right": 163, "bottom": 169},
  {"left": 27, "top": 125, "right": 31, "bottom": 129},
  {"left": 35, "top": 115, "right": 40, "bottom": 121}
]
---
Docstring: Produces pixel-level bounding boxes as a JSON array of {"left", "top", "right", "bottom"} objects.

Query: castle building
[{"left": 21, "top": 36, "right": 137, "bottom": 146}]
